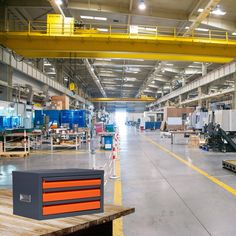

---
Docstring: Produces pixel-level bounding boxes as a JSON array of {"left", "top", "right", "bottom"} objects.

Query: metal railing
[{"left": 1, "top": 20, "right": 236, "bottom": 42}]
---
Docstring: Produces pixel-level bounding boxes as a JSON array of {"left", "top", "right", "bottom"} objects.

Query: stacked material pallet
[{"left": 188, "top": 135, "right": 200, "bottom": 148}]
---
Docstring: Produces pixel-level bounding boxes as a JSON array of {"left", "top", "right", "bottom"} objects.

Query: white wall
[
  {"left": 126, "top": 112, "right": 143, "bottom": 122},
  {"left": 13, "top": 70, "right": 61, "bottom": 97}
]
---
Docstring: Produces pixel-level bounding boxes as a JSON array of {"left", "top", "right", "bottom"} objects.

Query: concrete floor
[{"left": 1, "top": 127, "right": 236, "bottom": 235}]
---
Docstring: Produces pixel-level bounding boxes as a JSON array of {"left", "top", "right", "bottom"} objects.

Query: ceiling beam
[
  {"left": 84, "top": 59, "right": 107, "bottom": 97},
  {"left": 67, "top": 1, "right": 188, "bottom": 21},
  {"left": 2, "top": 32, "right": 235, "bottom": 63},
  {"left": 190, "top": 16, "right": 236, "bottom": 32},
  {"left": 184, "top": 0, "right": 221, "bottom": 36},
  {"left": 136, "top": 61, "right": 160, "bottom": 98},
  {"left": 89, "top": 97, "right": 156, "bottom": 102},
  {"left": 48, "top": 0, "right": 65, "bottom": 16},
  {"left": 188, "top": 0, "right": 205, "bottom": 19}
]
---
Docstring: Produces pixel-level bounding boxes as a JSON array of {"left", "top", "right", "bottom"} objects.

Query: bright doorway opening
[{"left": 115, "top": 110, "right": 127, "bottom": 136}]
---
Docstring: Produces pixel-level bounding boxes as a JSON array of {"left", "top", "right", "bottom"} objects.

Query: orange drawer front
[
  {"left": 43, "top": 189, "right": 101, "bottom": 202},
  {"left": 43, "top": 201, "right": 100, "bottom": 216},
  {"left": 42, "top": 179, "right": 101, "bottom": 189}
]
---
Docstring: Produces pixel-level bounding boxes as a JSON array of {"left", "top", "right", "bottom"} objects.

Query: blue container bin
[
  {"left": 105, "top": 124, "right": 115, "bottom": 132},
  {"left": 102, "top": 135, "right": 113, "bottom": 150},
  {"left": 34, "top": 110, "right": 44, "bottom": 126},
  {"left": 145, "top": 122, "right": 161, "bottom": 130}
]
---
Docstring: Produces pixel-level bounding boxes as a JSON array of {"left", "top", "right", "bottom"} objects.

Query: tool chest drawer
[{"left": 12, "top": 169, "right": 104, "bottom": 220}]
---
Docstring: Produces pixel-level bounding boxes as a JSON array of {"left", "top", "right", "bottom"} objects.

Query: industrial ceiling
[{"left": 2, "top": 0, "right": 235, "bottom": 111}]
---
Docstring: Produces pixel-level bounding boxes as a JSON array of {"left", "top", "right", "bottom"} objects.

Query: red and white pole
[
  {"left": 87, "top": 136, "right": 91, "bottom": 152},
  {"left": 110, "top": 146, "right": 119, "bottom": 179}
]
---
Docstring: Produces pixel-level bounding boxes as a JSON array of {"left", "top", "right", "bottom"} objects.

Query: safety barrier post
[
  {"left": 110, "top": 146, "right": 119, "bottom": 179},
  {"left": 91, "top": 148, "right": 96, "bottom": 170},
  {"left": 87, "top": 136, "right": 91, "bottom": 152},
  {"left": 114, "top": 133, "right": 120, "bottom": 160}
]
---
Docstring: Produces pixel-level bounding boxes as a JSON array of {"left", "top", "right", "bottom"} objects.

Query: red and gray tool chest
[{"left": 12, "top": 169, "right": 104, "bottom": 220}]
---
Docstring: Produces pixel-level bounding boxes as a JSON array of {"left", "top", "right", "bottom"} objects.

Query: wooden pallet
[
  {"left": 0, "top": 151, "right": 30, "bottom": 158},
  {"left": 222, "top": 160, "right": 236, "bottom": 173}
]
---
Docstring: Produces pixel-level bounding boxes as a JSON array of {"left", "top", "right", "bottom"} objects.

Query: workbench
[
  {"left": 49, "top": 132, "right": 83, "bottom": 151},
  {"left": 3, "top": 131, "right": 42, "bottom": 152},
  {"left": 170, "top": 130, "right": 199, "bottom": 144},
  {"left": 0, "top": 189, "right": 134, "bottom": 236}
]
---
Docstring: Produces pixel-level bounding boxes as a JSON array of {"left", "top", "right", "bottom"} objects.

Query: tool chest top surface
[{"left": 13, "top": 168, "right": 104, "bottom": 176}]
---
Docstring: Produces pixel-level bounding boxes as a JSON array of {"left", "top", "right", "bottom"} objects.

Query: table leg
[
  {"left": 4, "top": 136, "right": 6, "bottom": 152},
  {"left": 76, "top": 135, "right": 78, "bottom": 151},
  {"left": 67, "top": 221, "right": 112, "bottom": 236},
  {"left": 51, "top": 136, "right": 53, "bottom": 152}
]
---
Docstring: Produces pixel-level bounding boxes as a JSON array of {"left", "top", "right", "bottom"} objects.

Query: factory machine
[
  {"left": 200, "top": 109, "right": 236, "bottom": 152},
  {"left": 34, "top": 109, "right": 91, "bottom": 130},
  {"left": 188, "top": 107, "right": 208, "bottom": 131}
]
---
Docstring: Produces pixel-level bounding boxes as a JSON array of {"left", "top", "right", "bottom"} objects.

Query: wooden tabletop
[
  {"left": 169, "top": 130, "right": 199, "bottom": 134},
  {"left": 0, "top": 189, "right": 135, "bottom": 236}
]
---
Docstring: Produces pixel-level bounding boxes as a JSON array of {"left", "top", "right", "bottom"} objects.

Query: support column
[
  {"left": 233, "top": 79, "right": 236, "bottom": 109},
  {"left": 0, "top": 3, "right": 7, "bottom": 31},
  {"left": 202, "top": 63, "right": 207, "bottom": 76},
  {"left": 198, "top": 87, "right": 203, "bottom": 107},
  {"left": 35, "top": 59, "right": 44, "bottom": 72},
  {"left": 56, "top": 62, "right": 63, "bottom": 84},
  {"left": 206, "top": 99, "right": 210, "bottom": 110},
  {"left": 179, "top": 95, "right": 182, "bottom": 107}
]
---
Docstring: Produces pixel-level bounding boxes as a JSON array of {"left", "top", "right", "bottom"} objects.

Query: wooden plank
[
  {"left": 0, "top": 189, "right": 134, "bottom": 236},
  {"left": 0, "top": 152, "right": 29, "bottom": 158}
]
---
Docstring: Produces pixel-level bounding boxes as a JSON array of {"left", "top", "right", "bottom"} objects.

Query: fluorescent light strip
[
  {"left": 185, "top": 26, "right": 209, "bottom": 32},
  {"left": 81, "top": 16, "right": 107, "bottom": 21},
  {"left": 97, "top": 28, "right": 108, "bottom": 32},
  {"left": 198, "top": 7, "right": 226, "bottom": 16}
]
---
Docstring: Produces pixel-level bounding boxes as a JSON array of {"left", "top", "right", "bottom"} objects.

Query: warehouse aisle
[
  {"left": 1, "top": 127, "right": 236, "bottom": 236},
  {"left": 121, "top": 128, "right": 236, "bottom": 236}
]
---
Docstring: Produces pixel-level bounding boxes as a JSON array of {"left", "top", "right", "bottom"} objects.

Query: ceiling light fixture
[
  {"left": 212, "top": 5, "right": 226, "bottom": 16},
  {"left": 97, "top": 28, "right": 108, "bottom": 32},
  {"left": 80, "top": 16, "right": 107, "bottom": 21},
  {"left": 96, "top": 58, "right": 111, "bottom": 61},
  {"left": 185, "top": 26, "right": 209, "bottom": 32},
  {"left": 138, "top": 0, "right": 146, "bottom": 10},
  {"left": 55, "top": 0, "right": 63, "bottom": 5}
]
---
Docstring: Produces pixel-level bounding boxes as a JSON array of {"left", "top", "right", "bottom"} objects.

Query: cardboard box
[
  {"left": 51, "top": 96, "right": 70, "bottom": 110},
  {"left": 188, "top": 135, "right": 200, "bottom": 148}
]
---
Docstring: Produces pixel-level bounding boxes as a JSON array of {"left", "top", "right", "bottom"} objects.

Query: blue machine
[
  {"left": 61, "top": 110, "right": 88, "bottom": 129},
  {"left": 34, "top": 110, "right": 60, "bottom": 127},
  {"left": 0, "top": 116, "right": 7, "bottom": 131},
  {"left": 0, "top": 116, "right": 21, "bottom": 130},
  {"left": 34, "top": 110, "right": 44, "bottom": 126},
  {"left": 145, "top": 122, "right": 161, "bottom": 130},
  {"left": 60, "top": 110, "right": 74, "bottom": 128},
  {"left": 10, "top": 116, "right": 21, "bottom": 128},
  {"left": 34, "top": 109, "right": 89, "bottom": 129}
]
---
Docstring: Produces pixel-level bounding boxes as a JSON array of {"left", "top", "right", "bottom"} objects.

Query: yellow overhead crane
[
  {"left": 0, "top": 14, "right": 236, "bottom": 63},
  {"left": 89, "top": 97, "right": 156, "bottom": 102}
]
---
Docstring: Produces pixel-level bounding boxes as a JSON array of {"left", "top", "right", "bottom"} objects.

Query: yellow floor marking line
[
  {"left": 143, "top": 135, "right": 236, "bottom": 196},
  {"left": 113, "top": 159, "right": 124, "bottom": 236}
]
